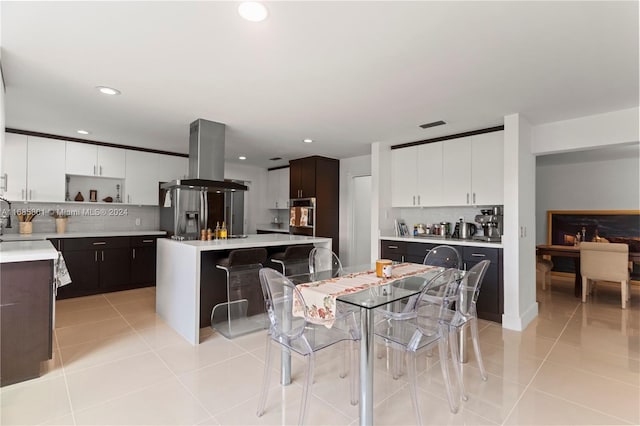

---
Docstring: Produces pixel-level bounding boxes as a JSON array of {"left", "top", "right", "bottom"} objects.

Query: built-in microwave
[{"left": 289, "top": 198, "right": 315, "bottom": 236}]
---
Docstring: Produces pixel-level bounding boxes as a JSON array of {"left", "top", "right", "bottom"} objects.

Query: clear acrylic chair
[
  {"left": 256, "top": 268, "right": 360, "bottom": 425},
  {"left": 374, "top": 268, "right": 464, "bottom": 419},
  {"left": 442, "top": 259, "right": 491, "bottom": 385},
  {"left": 308, "top": 246, "right": 343, "bottom": 277},
  {"left": 423, "top": 245, "right": 462, "bottom": 269}
]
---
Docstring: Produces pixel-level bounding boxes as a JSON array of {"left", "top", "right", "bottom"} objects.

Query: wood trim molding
[
  {"left": 5, "top": 128, "right": 189, "bottom": 158},
  {"left": 391, "top": 125, "right": 505, "bottom": 150},
  {"left": 267, "top": 165, "right": 290, "bottom": 171}
]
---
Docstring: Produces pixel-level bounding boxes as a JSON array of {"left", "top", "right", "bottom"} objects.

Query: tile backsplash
[{"left": 2, "top": 202, "right": 159, "bottom": 234}]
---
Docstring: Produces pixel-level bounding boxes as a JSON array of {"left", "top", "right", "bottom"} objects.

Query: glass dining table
[{"left": 287, "top": 264, "right": 448, "bottom": 426}]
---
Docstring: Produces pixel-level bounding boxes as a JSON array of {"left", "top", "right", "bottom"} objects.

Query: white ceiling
[{"left": 2, "top": 1, "right": 638, "bottom": 168}]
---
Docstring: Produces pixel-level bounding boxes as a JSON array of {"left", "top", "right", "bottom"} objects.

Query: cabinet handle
[
  {"left": 92, "top": 241, "right": 106, "bottom": 245},
  {"left": 412, "top": 195, "right": 415, "bottom": 206},
  {"left": 401, "top": 255, "right": 405, "bottom": 262},
  {"left": 142, "top": 239, "right": 153, "bottom": 243},
  {"left": 100, "top": 166, "right": 103, "bottom": 176},
  {"left": 128, "top": 195, "right": 131, "bottom": 203},
  {"left": 93, "top": 165, "right": 96, "bottom": 175},
  {"left": 417, "top": 195, "right": 421, "bottom": 205},
  {"left": 473, "top": 193, "right": 476, "bottom": 204},
  {"left": 388, "top": 245, "right": 399, "bottom": 249},
  {"left": 102, "top": 251, "right": 105, "bottom": 262},
  {"left": 132, "top": 248, "right": 136, "bottom": 259},
  {"left": 1, "top": 173, "right": 7, "bottom": 191},
  {"left": 466, "top": 193, "right": 469, "bottom": 204},
  {"left": 275, "top": 201, "right": 278, "bottom": 208},
  {"left": 29, "top": 189, "right": 32, "bottom": 200},
  {"left": 471, "top": 253, "right": 486, "bottom": 257},
  {"left": 21, "top": 189, "right": 24, "bottom": 200},
  {"left": 95, "top": 251, "right": 98, "bottom": 262}
]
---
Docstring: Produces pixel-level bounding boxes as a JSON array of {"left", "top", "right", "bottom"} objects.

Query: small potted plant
[{"left": 50, "top": 210, "right": 69, "bottom": 234}]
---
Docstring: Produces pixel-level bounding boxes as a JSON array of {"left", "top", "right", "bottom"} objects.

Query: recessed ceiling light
[
  {"left": 238, "top": 2, "right": 268, "bottom": 22},
  {"left": 303, "top": 139, "right": 313, "bottom": 144},
  {"left": 238, "top": 156, "right": 247, "bottom": 160},
  {"left": 96, "top": 86, "right": 121, "bottom": 96},
  {"left": 76, "top": 130, "right": 90, "bottom": 135}
]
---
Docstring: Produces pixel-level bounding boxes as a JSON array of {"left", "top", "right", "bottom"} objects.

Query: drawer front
[
  {"left": 406, "top": 242, "right": 437, "bottom": 259},
  {"left": 130, "top": 236, "right": 159, "bottom": 248},
  {"left": 462, "top": 246, "right": 500, "bottom": 265},
  {"left": 63, "top": 236, "right": 130, "bottom": 251},
  {"left": 380, "top": 240, "right": 406, "bottom": 262}
]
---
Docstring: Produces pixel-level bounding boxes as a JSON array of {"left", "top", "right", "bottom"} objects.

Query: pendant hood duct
[{"left": 161, "top": 119, "right": 248, "bottom": 192}]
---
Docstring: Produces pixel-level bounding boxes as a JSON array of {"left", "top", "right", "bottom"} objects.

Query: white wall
[
  {"left": 224, "top": 162, "right": 270, "bottom": 234},
  {"left": 371, "top": 142, "right": 395, "bottom": 262},
  {"left": 532, "top": 107, "right": 639, "bottom": 155},
  {"left": 338, "top": 154, "right": 371, "bottom": 265},
  {"left": 535, "top": 143, "right": 640, "bottom": 244},
  {"left": 503, "top": 113, "right": 538, "bottom": 331}
]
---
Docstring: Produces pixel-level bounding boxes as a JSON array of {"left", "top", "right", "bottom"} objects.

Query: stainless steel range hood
[{"left": 161, "top": 119, "right": 248, "bottom": 192}]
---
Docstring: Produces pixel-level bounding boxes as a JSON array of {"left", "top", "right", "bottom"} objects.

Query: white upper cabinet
[
  {"left": 26, "top": 136, "right": 66, "bottom": 202},
  {"left": 3, "top": 134, "right": 65, "bottom": 202},
  {"left": 124, "top": 150, "right": 187, "bottom": 205},
  {"left": 267, "top": 168, "right": 290, "bottom": 209},
  {"left": 441, "top": 132, "right": 504, "bottom": 206},
  {"left": 392, "top": 142, "right": 443, "bottom": 207},
  {"left": 3, "top": 133, "right": 28, "bottom": 201},
  {"left": 65, "top": 142, "right": 125, "bottom": 178},
  {"left": 471, "top": 131, "right": 504, "bottom": 205},
  {"left": 442, "top": 137, "right": 473, "bottom": 206}
]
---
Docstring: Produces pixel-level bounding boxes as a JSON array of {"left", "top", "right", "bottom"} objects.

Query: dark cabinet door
[
  {"left": 56, "top": 250, "right": 100, "bottom": 298},
  {"left": 131, "top": 246, "right": 156, "bottom": 286},
  {"left": 380, "top": 240, "right": 407, "bottom": 262},
  {"left": 289, "top": 157, "right": 316, "bottom": 198},
  {"left": 100, "top": 248, "right": 132, "bottom": 289},
  {"left": 462, "top": 246, "right": 502, "bottom": 323}
]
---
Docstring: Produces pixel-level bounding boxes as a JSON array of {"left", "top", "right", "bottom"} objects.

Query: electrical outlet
[{"left": 135, "top": 217, "right": 141, "bottom": 226}]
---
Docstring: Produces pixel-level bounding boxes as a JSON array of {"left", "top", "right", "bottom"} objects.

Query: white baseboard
[{"left": 502, "top": 302, "right": 539, "bottom": 331}]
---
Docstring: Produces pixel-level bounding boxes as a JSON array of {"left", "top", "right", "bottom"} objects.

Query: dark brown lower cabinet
[
  {"left": 54, "top": 235, "right": 158, "bottom": 299},
  {"left": 379, "top": 239, "right": 504, "bottom": 323},
  {"left": 1, "top": 260, "right": 53, "bottom": 386}
]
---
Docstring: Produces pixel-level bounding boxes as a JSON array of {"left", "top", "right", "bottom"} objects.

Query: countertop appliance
[
  {"left": 453, "top": 220, "right": 477, "bottom": 239},
  {"left": 474, "top": 207, "right": 503, "bottom": 242},
  {"left": 289, "top": 198, "right": 316, "bottom": 237},
  {"left": 161, "top": 119, "right": 247, "bottom": 239}
]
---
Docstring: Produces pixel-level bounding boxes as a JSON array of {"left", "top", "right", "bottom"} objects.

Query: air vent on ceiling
[
  {"left": 269, "top": 157, "right": 283, "bottom": 161},
  {"left": 419, "top": 120, "right": 446, "bottom": 129}
]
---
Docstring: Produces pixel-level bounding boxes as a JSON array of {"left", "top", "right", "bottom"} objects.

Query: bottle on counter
[
  {"left": 220, "top": 222, "right": 228, "bottom": 239},
  {"left": 207, "top": 228, "right": 213, "bottom": 241},
  {"left": 200, "top": 229, "right": 207, "bottom": 241},
  {"left": 214, "top": 222, "right": 220, "bottom": 239},
  {"left": 581, "top": 226, "right": 587, "bottom": 242}
]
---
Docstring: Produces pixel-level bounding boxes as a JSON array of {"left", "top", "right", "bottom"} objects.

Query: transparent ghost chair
[
  {"left": 374, "top": 268, "right": 464, "bottom": 419},
  {"left": 256, "top": 268, "right": 360, "bottom": 425},
  {"left": 308, "top": 246, "right": 343, "bottom": 278}
]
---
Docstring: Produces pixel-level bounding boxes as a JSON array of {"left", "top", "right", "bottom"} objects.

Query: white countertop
[
  {"left": 162, "top": 234, "right": 331, "bottom": 252},
  {"left": 0, "top": 230, "right": 166, "bottom": 242},
  {"left": 0, "top": 240, "right": 59, "bottom": 263},
  {"left": 380, "top": 235, "right": 503, "bottom": 249}
]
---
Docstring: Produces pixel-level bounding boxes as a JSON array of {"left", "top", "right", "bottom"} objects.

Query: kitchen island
[
  {"left": 156, "top": 234, "right": 332, "bottom": 345},
  {"left": 0, "top": 240, "right": 58, "bottom": 386}
]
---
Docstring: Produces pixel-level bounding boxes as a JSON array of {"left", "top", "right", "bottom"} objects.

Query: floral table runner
[{"left": 293, "top": 263, "right": 437, "bottom": 327}]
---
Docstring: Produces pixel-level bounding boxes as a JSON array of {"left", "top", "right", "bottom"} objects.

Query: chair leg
[
  {"left": 340, "top": 341, "right": 347, "bottom": 378},
  {"left": 406, "top": 350, "right": 424, "bottom": 425},
  {"left": 546, "top": 270, "right": 552, "bottom": 289},
  {"left": 470, "top": 318, "right": 488, "bottom": 381},
  {"left": 438, "top": 339, "right": 459, "bottom": 414},
  {"left": 582, "top": 276, "right": 588, "bottom": 303},
  {"left": 299, "top": 353, "right": 315, "bottom": 426},
  {"left": 256, "top": 335, "right": 273, "bottom": 417},
  {"left": 621, "top": 280, "right": 627, "bottom": 309},
  {"left": 448, "top": 328, "right": 467, "bottom": 401}
]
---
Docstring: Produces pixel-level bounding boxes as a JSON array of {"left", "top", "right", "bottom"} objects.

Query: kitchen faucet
[{"left": 0, "top": 196, "right": 12, "bottom": 235}]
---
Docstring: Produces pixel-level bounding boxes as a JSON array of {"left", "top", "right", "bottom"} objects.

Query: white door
[
  {"left": 65, "top": 141, "right": 97, "bottom": 176},
  {"left": 416, "top": 142, "right": 443, "bottom": 206},
  {"left": 97, "top": 146, "right": 126, "bottom": 178},
  {"left": 3, "top": 133, "right": 28, "bottom": 201},
  {"left": 266, "top": 169, "right": 279, "bottom": 209},
  {"left": 27, "top": 136, "right": 65, "bottom": 201},
  {"left": 278, "top": 167, "right": 290, "bottom": 209},
  {"left": 391, "top": 146, "right": 417, "bottom": 207},
  {"left": 471, "top": 131, "right": 504, "bottom": 205},
  {"left": 351, "top": 175, "right": 372, "bottom": 266},
  {"left": 125, "top": 150, "right": 160, "bottom": 205},
  {"left": 442, "top": 136, "right": 472, "bottom": 206}
]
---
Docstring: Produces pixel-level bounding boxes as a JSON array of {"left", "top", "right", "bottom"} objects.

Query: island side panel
[{"left": 156, "top": 239, "right": 200, "bottom": 345}]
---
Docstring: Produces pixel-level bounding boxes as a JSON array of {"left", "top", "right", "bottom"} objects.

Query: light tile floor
[{"left": 2, "top": 277, "right": 638, "bottom": 425}]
